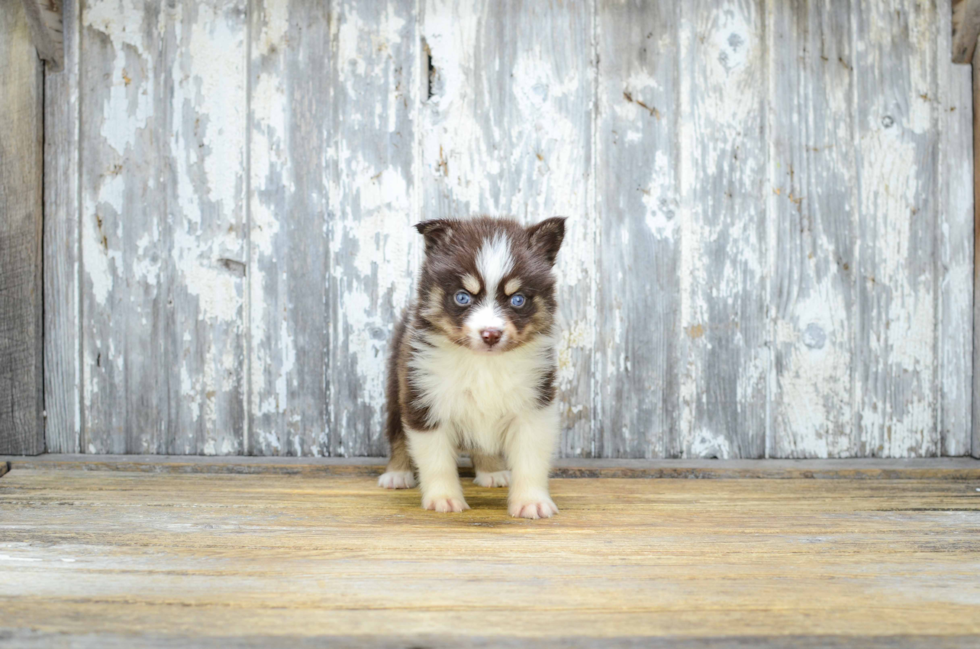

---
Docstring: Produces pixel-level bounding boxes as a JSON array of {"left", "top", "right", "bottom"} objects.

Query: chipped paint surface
[
  {"left": 80, "top": 0, "right": 247, "bottom": 455},
  {"left": 421, "top": 0, "right": 596, "bottom": 457},
  {"left": 853, "top": 0, "right": 944, "bottom": 457},
  {"left": 51, "top": 0, "right": 973, "bottom": 457},
  {"left": 768, "top": 0, "right": 859, "bottom": 458},
  {"left": 675, "top": 0, "right": 768, "bottom": 458}
]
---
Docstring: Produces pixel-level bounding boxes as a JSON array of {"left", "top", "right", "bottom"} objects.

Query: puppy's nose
[{"left": 480, "top": 328, "right": 502, "bottom": 347}]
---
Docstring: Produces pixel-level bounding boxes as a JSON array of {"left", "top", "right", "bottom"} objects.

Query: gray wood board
[
  {"left": 43, "top": 0, "right": 80, "bottom": 453},
  {"left": 79, "top": 0, "right": 248, "bottom": 454},
  {"left": 768, "top": 0, "right": 858, "bottom": 457},
  {"left": 325, "top": 0, "right": 418, "bottom": 457},
  {"left": 853, "top": 0, "right": 942, "bottom": 457},
  {"left": 974, "top": 45, "right": 980, "bottom": 460},
  {"left": 939, "top": 9, "right": 975, "bottom": 457},
  {"left": 248, "top": 0, "right": 417, "bottom": 457},
  {"left": 0, "top": 0, "right": 44, "bottom": 456},
  {"left": 43, "top": 0, "right": 975, "bottom": 458},
  {"left": 420, "top": 0, "right": 596, "bottom": 457},
  {"left": 595, "top": 0, "right": 680, "bottom": 458},
  {"left": 247, "top": 0, "right": 333, "bottom": 456},
  {"left": 676, "top": 0, "right": 768, "bottom": 458}
]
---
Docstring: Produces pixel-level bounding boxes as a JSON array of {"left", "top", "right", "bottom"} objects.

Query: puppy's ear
[
  {"left": 526, "top": 217, "right": 566, "bottom": 266},
  {"left": 414, "top": 220, "right": 455, "bottom": 254}
]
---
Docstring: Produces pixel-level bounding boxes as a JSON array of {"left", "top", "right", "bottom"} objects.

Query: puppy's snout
[{"left": 480, "top": 328, "right": 502, "bottom": 347}]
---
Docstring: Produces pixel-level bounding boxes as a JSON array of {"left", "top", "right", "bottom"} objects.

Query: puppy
[{"left": 378, "top": 216, "right": 565, "bottom": 519}]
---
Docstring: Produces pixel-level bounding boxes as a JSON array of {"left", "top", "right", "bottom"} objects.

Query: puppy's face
[{"left": 415, "top": 217, "right": 565, "bottom": 354}]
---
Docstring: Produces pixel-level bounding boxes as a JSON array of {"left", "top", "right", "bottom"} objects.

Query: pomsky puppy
[{"left": 378, "top": 216, "right": 566, "bottom": 519}]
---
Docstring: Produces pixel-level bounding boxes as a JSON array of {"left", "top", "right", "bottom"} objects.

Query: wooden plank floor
[{"left": 2, "top": 464, "right": 980, "bottom": 648}]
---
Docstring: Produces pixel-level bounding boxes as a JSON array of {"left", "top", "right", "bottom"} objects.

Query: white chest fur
[{"left": 409, "top": 335, "right": 555, "bottom": 449}]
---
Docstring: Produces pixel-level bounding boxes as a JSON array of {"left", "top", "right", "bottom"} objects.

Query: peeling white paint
[
  {"left": 64, "top": 0, "right": 971, "bottom": 459},
  {"left": 421, "top": 0, "right": 595, "bottom": 454}
]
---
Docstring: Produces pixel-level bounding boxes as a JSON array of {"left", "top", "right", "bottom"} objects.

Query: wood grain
[
  {"left": 0, "top": 0, "right": 44, "bottom": 456},
  {"left": 974, "top": 42, "right": 980, "bottom": 459},
  {"left": 1, "top": 470, "right": 980, "bottom": 645},
  {"left": 247, "top": 0, "right": 333, "bottom": 456},
  {"left": 1, "top": 633, "right": 978, "bottom": 649},
  {"left": 247, "top": 0, "right": 417, "bottom": 458},
  {"left": 674, "top": 0, "right": 768, "bottom": 459},
  {"left": 4, "top": 454, "right": 980, "bottom": 480},
  {"left": 327, "top": 0, "right": 418, "bottom": 457},
  {"left": 420, "top": 0, "right": 596, "bottom": 457},
  {"left": 853, "top": 0, "right": 942, "bottom": 457},
  {"left": 768, "top": 0, "right": 858, "bottom": 457},
  {"left": 80, "top": 0, "right": 248, "bottom": 454},
  {"left": 43, "top": 0, "right": 80, "bottom": 453},
  {"left": 939, "top": 6, "right": 975, "bottom": 457},
  {"left": 594, "top": 0, "right": 680, "bottom": 458},
  {"left": 40, "top": 0, "right": 976, "bottom": 459}
]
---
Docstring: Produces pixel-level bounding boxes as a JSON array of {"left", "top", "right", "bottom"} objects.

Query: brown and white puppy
[{"left": 378, "top": 216, "right": 565, "bottom": 519}]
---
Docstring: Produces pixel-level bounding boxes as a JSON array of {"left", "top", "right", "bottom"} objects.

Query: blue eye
[
  {"left": 454, "top": 290, "right": 472, "bottom": 306},
  {"left": 510, "top": 294, "right": 526, "bottom": 308}
]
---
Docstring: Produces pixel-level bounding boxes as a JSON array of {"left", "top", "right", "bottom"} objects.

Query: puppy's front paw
[
  {"left": 378, "top": 471, "right": 417, "bottom": 489},
  {"left": 422, "top": 494, "right": 470, "bottom": 513},
  {"left": 474, "top": 470, "right": 510, "bottom": 488},
  {"left": 509, "top": 496, "right": 558, "bottom": 519}
]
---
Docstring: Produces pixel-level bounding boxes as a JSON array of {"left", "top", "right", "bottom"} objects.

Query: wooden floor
[{"left": 2, "top": 459, "right": 980, "bottom": 648}]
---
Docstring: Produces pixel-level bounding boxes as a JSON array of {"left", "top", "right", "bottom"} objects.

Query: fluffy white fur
[
  {"left": 407, "top": 330, "right": 560, "bottom": 518},
  {"left": 377, "top": 470, "right": 416, "bottom": 489},
  {"left": 473, "top": 469, "right": 510, "bottom": 488},
  {"left": 475, "top": 233, "right": 514, "bottom": 295}
]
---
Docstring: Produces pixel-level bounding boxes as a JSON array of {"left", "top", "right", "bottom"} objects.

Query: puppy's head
[{"left": 414, "top": 216, "right": 565, "bottom": 354}]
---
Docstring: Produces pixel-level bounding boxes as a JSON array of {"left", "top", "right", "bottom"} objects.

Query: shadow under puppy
[{"left": 379, "top": 216, "right": 566, "bottom": 519}]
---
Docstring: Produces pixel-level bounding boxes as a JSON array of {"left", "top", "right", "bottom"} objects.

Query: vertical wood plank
[
  {"left": 81, "top": 0, "right": 247, "bottom": 454},
  {"left": 421, "top": 0, "right": 596, "bottom": 457},
  {"left": 327, "top": 0, "right": 418, "bottom": 456},
  {"left": 938, "top": 0, "right": 974, "bottom": 457},
  {"left": 594, "top": 0, "right": 679, "bottom": 458},
  {"left": 80, "top": 0, "right": 162, "bottom": 453},
  {"left": 767, "top": 0, "right": 858, "bottom": 457},
  {"left": 0, "top": 0, "right": 44, "bottom": 455},
  {"left": 673, "top": 0, "right": 768, "bottom": 458},
  {"left": 853, "top": 0, "right": 941, "bottom": 457},
  {"left": 168, "top": 0, "right": 249, "bottom": 455},
  {"left": 44, "top": 0, "right": 81, "bottom": 453},
  {"left": 247, "top": 0, "right": 333, "bottom": 456},
  {"left": 974, "top": 42, "right": 980, "bottom": 459}
]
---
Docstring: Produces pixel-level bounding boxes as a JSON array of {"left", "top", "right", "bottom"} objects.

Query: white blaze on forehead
[{"left": 476, "top": 233, "right": 513, "bottom": 296}]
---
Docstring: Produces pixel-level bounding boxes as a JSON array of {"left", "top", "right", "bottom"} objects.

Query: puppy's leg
[
  {"left": 406, "top": 426, "right": 469, "bottom": 513},
  {"left": 378, "top": 432, "right": 416, "bottom": 489},
  {"left": 504, "top": 404, "right": 559, "bottom": 519},
  {"left": 379, "top": 314, "right": 416, "bottom": 489},
  {"left": 472, "top": 451, "right": 510, "bottom": 488}
]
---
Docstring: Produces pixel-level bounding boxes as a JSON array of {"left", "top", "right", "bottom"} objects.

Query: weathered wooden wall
[
  {"left": 1, "top": 0, "right": 45, "bottom": 455},
  {"left": 43, "top": 0, "right": 975, "bottom": 458}
]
